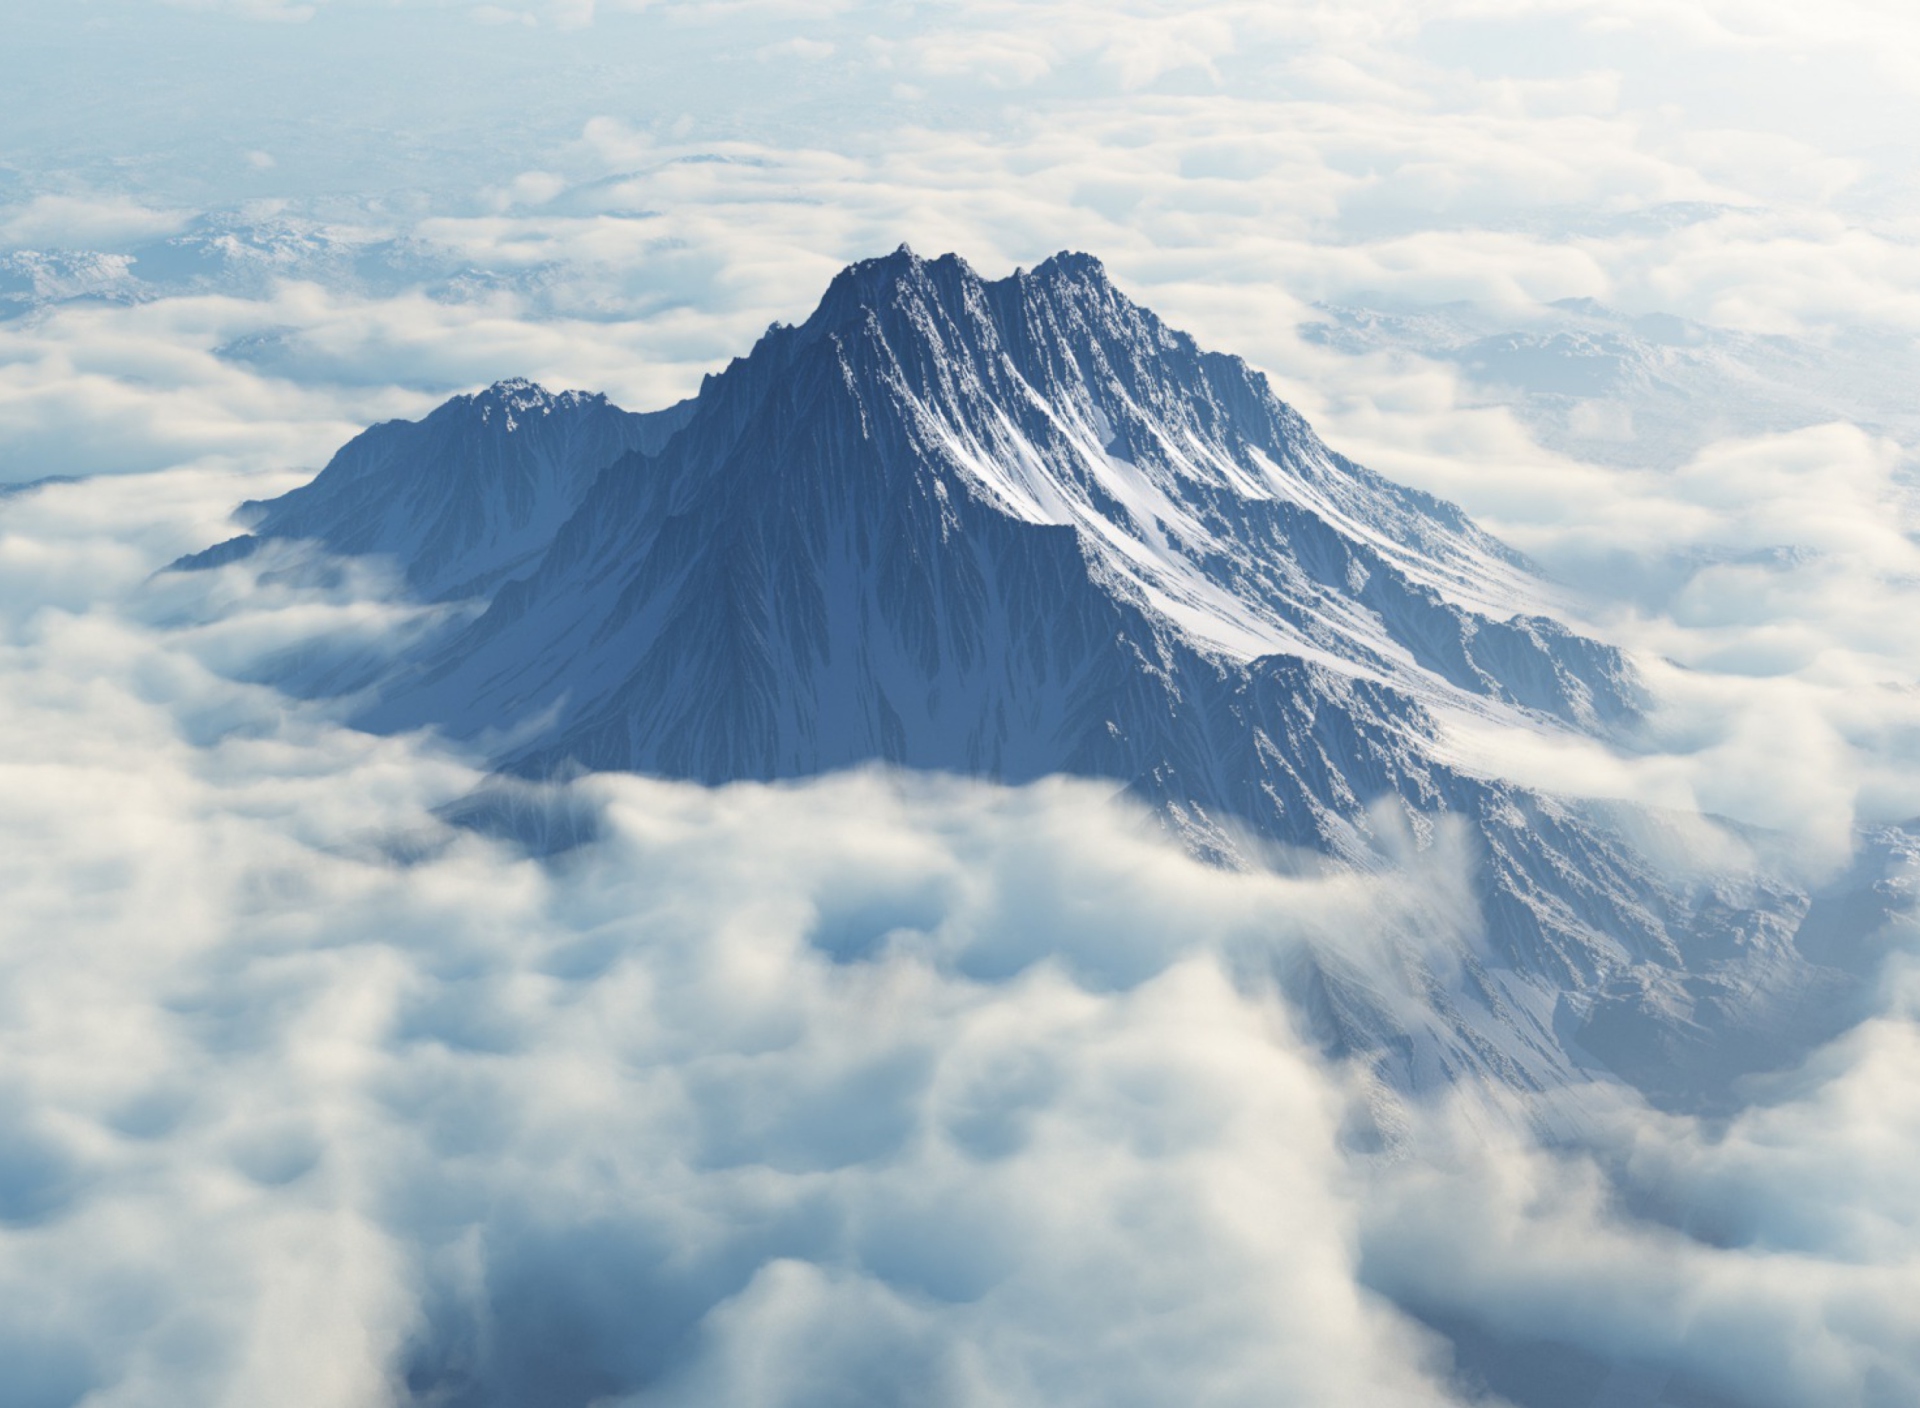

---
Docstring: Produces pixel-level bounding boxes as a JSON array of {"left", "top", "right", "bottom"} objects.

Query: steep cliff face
[{"left": 180, "top": 248, "right": 1859, "bottom": 1104}]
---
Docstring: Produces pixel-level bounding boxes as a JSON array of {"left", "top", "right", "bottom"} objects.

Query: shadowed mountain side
[{"left": 173, "top": 379, "right": 695, "bottom": 602}]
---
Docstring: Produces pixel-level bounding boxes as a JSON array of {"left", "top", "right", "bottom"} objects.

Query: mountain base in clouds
[
  {"left": 169, "top": 250, "right": 1909, "bottom": 1121},
  {"left": 4, "top": 480, "right": 1918, "bottom": 1407}
]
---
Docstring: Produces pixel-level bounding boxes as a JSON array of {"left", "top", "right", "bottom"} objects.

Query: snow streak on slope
[{"left": 818, "top": 249, "right": 1571, "bottom": 705}]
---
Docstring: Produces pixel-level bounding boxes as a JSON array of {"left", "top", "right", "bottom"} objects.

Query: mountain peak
[
  {"left": 801, "top": 245, "right": 982, "bottom": 332},
  {"left": 789, "top": 250, "right": 1152, "bottom": 363},
  {"left": 474, "top": 376, "right": 551, "bottom": 402},
  {"left": 465, "top": 378, "right": 603, "bottom": 426},
  {"left": 170, "top": 376, "right": 694, "bottom": 601},
  {"left": 1027, "top": 249, "right": 1109, "bottom": 282}
]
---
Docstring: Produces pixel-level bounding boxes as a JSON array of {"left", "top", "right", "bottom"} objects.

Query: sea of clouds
[
  {"left": 1, "top": 468, "right": 1916, "bottom": 1407},
  {"left": 3, "top": 1, "right": 1920, "bottom": 1404}
]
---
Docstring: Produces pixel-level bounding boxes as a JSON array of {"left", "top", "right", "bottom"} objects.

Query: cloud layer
[
  {"left": 0, "top": 472, "right": 1455, "bottom": 1407},
  {"left": 0, "top": 472, "right": 1916, "bottom": 1407}
]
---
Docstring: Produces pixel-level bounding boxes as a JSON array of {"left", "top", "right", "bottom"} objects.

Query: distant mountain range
[{"left": 176, "top": 247, "right": 1906, "bottom": 1108}]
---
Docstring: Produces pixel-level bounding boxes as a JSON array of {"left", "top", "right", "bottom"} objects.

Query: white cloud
[
  {"left": 160, "top": 0, "right": 317, "bottom": 18},
  {"left": 0, "top": 196, "right": 190, "bottom": 252},
  {"left": 0, "top": 475, "right": 1472, "bottom": 1405},
  {"left": 472, "top": 6, "right": 538, "bottom": 25},
  {"left": 756, "top": 36, "right": 835, "bottom": 61},
  {"left": 1427, "top": 420, "right": 1920, "bottom": 866},
  {"left": 1360, "top": 959, "right": 1920, "bottom": 1406},
  {"left": 0, "top": 473, "right": 1916, "bottom": 1406}
]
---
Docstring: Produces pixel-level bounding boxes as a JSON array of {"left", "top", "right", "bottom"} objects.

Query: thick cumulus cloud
[
  {"left": 0, "top": 472, "right": 1463, "bottom": 1407},
  {"left": 1434, "top": 419, "right": 1920, "bottom": 875},
  {"left": 2, "top": 471, "right": 1919, "bottom": 1408},
  {"left": 1359, "top": 979, "right": 1920, "bottom": 1408}
]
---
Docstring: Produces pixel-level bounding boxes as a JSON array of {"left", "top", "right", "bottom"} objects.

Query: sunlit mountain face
[{"left": 6, "top": 4, "right": 1920, "bottom": 1407}]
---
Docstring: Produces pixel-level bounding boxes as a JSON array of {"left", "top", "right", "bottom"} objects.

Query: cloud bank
[
  {"left": 0, "top": 469, "right": 1914, "bottom": 1408},
  {"left": 0, "top": 472, "right": 1456, "bottom": 1407}
]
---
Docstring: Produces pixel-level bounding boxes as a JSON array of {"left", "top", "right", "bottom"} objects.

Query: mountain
[
  {"left": 178, "top": 248, "right": 1876, "bottom": 1106},
  {"left": 368, "top": 251, "right": 1639, "bottom": 752},
  {"left": 175, "top": 379, "right": 694, "bottom": 601}
]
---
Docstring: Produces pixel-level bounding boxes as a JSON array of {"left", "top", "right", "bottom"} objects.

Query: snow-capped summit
[{"left": 472, "top": 377, "right": 589, "bottom": 431}]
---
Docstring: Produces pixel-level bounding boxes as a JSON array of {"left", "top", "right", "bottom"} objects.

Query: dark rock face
[{"left": 179, "top": 247, "right": 1898, "bottom": 1104}]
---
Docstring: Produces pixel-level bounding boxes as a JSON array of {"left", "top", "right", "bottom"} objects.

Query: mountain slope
[
  {"left": 183, "top": 248, "right": 1859, "bottom": 1104},
  {"left": 372, "top": 251, "right": 1638, "bottom": 750},
  {"left": 176, "top": 379, "right": 694, "bottom": 601}
]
